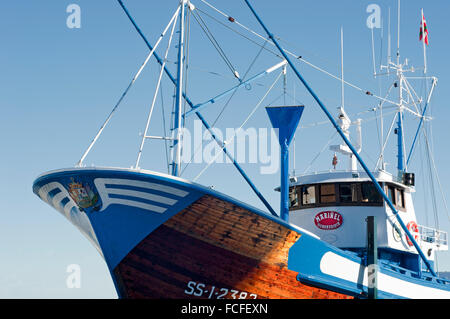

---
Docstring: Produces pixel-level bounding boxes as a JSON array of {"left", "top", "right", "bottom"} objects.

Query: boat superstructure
[
  {"left": 289, "top": 170, "right": 448, "bottom": 272},
  {"left": 33, "top": 0, "right": 450, "bottom": 299}
]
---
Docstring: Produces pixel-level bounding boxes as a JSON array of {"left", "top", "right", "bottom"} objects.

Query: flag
[{"left": 420, "top": 11, "right": 429, "bottom": 45}]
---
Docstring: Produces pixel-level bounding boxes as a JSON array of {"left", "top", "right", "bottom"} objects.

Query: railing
[
  {"left": 380, "top": 260, "right": 450, "bottom": 285},
  {"left": 418, "top": 225, "right": 448, "bottom": 246}
]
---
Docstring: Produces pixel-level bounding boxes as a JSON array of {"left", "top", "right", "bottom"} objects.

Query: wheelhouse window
[
  {"left": 387, "top": 185, "right": 396, "bottom": 205},
  {"left": 396, "top": 188, "right": 405, "bottom": 208},
  {"left": 290, "top": 181, "right": 385, "bottom": 210},
  {"left": 320, "top": 184, "right": 336, "bottom": 203},
  {"left": 361, "top": 182, "right": 383, "bottom": 204},
  {"left": 289, "top": 187, "right": 298, "bottom": 208},
  {"left": 301, "top": 185, "right": 316, "bottom": 205},
  {"left": 339, "top": 183, "right": 358, "bottom": 203}
]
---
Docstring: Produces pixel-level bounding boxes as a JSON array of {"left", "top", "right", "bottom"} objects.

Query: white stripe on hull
[
  {"left": 94, "top": 178, "right": 189, "bottom": 213},
  {"left": 320, "top": 251, "right": 450, "bottom": 298}
]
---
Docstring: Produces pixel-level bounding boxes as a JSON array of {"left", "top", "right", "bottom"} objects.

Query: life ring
[{"left": 406, "top": 221, "right": 420, "bottom": 246}]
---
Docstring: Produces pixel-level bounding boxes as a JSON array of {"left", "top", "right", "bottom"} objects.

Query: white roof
[{"left": 288, "top": 170, "right": 414, "bottom": 191}]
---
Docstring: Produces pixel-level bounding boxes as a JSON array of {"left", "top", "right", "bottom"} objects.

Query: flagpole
[{"left": 421, "top": 8, "right": 428, "bottom": 74}]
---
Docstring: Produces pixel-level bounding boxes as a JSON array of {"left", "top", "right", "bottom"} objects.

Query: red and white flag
[{"left": 420, "top": 11, "right": 429, "bottom": 45}]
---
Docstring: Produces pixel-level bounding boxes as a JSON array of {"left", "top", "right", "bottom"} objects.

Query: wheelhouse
[{"left": 289, "top": 181, "right": 407, "bottom": 211}]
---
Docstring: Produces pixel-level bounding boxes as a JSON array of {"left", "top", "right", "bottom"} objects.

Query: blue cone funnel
[
  {"left": 266, "top": 106, "right": 304, "bottom": 147},
  {"left": 265, "top": 105, "right": 304, "bottom": 221}
]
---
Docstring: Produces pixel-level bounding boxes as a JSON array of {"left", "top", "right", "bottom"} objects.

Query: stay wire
[
  {"left": 180, "top": 42, "right": 268, "bottom": 176},
  {"left": 192, "top": 70, "right": 284, "bottom": 182},
  {"left": 191, "top": 10, "right": 239, "bottom": 80}
]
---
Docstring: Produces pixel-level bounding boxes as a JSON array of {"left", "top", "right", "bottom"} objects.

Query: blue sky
[{"left": 1, "top": 0, "right": 450, "bottom": 298}]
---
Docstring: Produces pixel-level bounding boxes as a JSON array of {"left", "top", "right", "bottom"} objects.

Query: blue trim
[
  {"left": 60, "top": 197, "right": 70, "bottom": 207},
  {"left": 397, "top": 111, "right": 405, "bottom": 172},
  {"left": 48, "top": 188, "right": 61, "bottom": 199},
  {"left": 406, "top": 100, "right": 430, "bottom": 166}
]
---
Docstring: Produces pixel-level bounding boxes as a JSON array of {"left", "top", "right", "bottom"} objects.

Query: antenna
[
  {"left": 397, "top": 0, "right": 401, "bottom": 64},
  {"left": 388, "top": 7, "right": 391, "bottom": 69},
  {"left": 340, "top": 26, "right": 345, "bottom": 108},
  {"left": 370, "top": 21, "right": 377, "bottom": 77}
]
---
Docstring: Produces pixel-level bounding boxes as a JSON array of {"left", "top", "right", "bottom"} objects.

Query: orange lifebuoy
[{"left": 406, "top": 221, "right": 420, "bottom": 246}]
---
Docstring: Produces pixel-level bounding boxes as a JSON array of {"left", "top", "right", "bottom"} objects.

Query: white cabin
[{"left": 287, "top": 170, "right": 448, "bottom": 272}]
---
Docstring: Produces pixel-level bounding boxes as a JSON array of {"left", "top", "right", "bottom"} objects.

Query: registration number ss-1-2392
[{"left": 184, "top": 281, "right": 258, "bottom": 299}]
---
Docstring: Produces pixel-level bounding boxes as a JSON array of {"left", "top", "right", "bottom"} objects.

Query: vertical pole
[
  {"left": 397, "top": 104, "right": 404, "bottom": 173},
  {"left": 366, "top": 216, "right": 378, "bottom": 299},
  {"left": 340, "top": 27, "right": 345, "bottom": 109},
  {"left": 397, "top": 76, "right": 405, "bottom": 178},
  {"left": 421, "top": 9, "right": 427, "bottom": 74},
  {"left": 397, "top": 0, "right": 401, "bottom": 65},
  {"left": 396, "top": 0, "right": 405, "bottom": 177},
  {"left": 387, "top": 7, "right": 391, "bottom": 67},
  {"left": 172, "top": 0, "right": 186, "bottom": 176},
  {"left": 280, "top": 141, "right": 289, "bottom": 221}
]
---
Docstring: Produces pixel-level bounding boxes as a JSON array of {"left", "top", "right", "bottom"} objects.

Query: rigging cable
[
  {"left": 198, "top": 0, "right": 401, "bottom": 109},
  {"left": 135, "top": 9, "right": 178, "bottom": 168},
  {"left": 192, "top": 70, "right": 284, "bottom": 182},
  {"left": 302, "top": 131, "right": 338, "bottom": 175},
  {"left": 179, "top": 41, "right": 268, "bottom": 176},
  {"left": 159, "top": 81, "right": 170, "bottom": 174},
  {"left": 211, "top": 40, "right": 267, "bottom": 127},
  {"left": 191, "top": 10, "right": 240, "bottom": 80},
  {"left": 76, "top": 7, "right": 180, "bottom": 167}
]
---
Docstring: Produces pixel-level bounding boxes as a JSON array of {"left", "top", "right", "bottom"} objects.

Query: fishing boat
[{"left": 33, "top": 0, "right": 450, "bottom": 299}]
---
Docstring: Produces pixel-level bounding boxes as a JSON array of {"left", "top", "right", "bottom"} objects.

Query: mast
[
  {"left": 396, "top": 74, "right": 405, "bottom": 176},
  {"left": 395, "top": 0, "right": 406, "bottom": 178},
  {"left": 330, "top": 27, "right": 361, "bottom": 171},
  {"left": 171, "top": 0, "right": 187, "bottom": 176}
]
